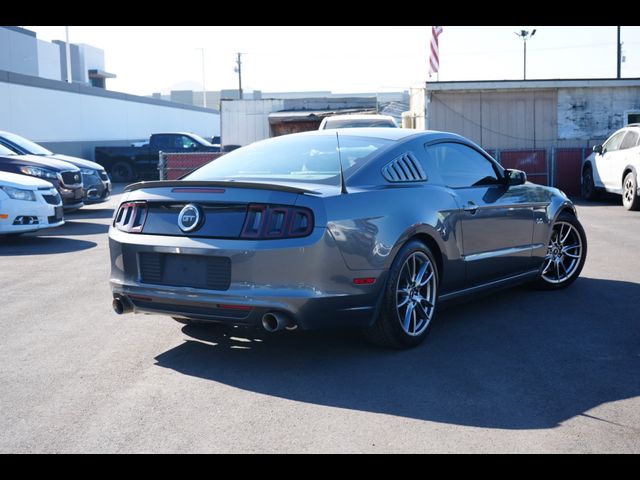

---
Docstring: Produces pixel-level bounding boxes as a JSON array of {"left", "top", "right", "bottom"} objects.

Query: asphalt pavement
[{"left": 0, "top": 187, "right": 638, "bottom": 453}]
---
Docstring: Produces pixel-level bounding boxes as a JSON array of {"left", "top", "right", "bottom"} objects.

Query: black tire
[
  {"left": 622, "top": 172, "right": 640, "bottom": 211},
  {"left": 110, "top": 161, "right": 135, "bottom": 183},
  {"left": 581, "top": 165, "right": 599, "bottom": 201},
  {"left": 534, "top": 211, "right": 587, "bottom": 290},
  {"left": 363, "top": 240, "right": 439, "bottom": 349}
]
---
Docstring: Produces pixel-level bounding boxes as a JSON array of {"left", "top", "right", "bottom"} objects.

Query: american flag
[{"left": 428, "top": 26, "right": 444, "bottom": 77}]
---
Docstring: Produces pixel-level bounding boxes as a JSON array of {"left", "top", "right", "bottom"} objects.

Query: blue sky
[{"left": 25, "top": 26, "right": 640, "bottom": 96}]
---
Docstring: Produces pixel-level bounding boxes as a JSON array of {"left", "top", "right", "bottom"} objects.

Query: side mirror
[
  {"left": 593, "top": 144, "right": 603, "bottom": 154},
  {"left": 505, "top": 169, "right": 527, "bottom": 186}
]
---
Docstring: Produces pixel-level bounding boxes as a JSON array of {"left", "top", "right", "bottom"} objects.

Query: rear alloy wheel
[
  {"left": 535, "top": 212, "right": 587, "bottom": 290},
  {"left": 622, "top": 172, "right": 640, "bottom": 211},
  {"left": 581, "top": 166, "right": 598, "bottom": 201},
  {"left": 110, "top": 161, "right": 135, "bottom": 183},
  {"left": 364, "top": 240, "right": 438, "bottom": 348}
]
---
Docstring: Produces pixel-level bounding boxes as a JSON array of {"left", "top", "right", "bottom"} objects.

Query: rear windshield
[{"left": 185, "top": 134, "right": 392, "bottom": 185}]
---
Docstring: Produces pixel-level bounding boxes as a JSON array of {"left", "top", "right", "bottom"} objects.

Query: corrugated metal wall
[
  {"left": 428, "top": 90, "right": 557, "bottom": 150},
  {"left": 220, "top": 99, "right": 285, "bottom": 146}
]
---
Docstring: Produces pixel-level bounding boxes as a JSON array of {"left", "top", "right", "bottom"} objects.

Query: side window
[
  {"left": 423, "top": 142, "right": 500, "bottom": 188},
  {"left": 603, "top": 131, "right": 626, "bottom": 152},
  {"left": 154, "top": 135, "right": 175, "bottom": 150},
  {"left": 180, "top": 136, "right": 197, "bottom": 149},
  {"left": 620, "top": 131, "right": 639, "bottom": 150}
]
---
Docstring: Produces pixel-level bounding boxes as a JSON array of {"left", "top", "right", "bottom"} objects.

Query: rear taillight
[
  {"left": 113, "top": 201, "right": 148, "bottom": 233},
  {"left": 241, "top": 204, "right": 314, "bottom": 239}
]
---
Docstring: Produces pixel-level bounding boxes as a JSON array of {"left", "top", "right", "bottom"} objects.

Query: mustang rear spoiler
[{"left": 124, "top": 180, "right": 320, "bottom": 195}]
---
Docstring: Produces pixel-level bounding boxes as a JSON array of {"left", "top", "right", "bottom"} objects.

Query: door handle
[{"left": 463, "top": 201, "right": 478, "bottom": 214}]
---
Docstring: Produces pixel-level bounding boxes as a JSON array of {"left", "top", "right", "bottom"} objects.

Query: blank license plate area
[{"left": 139, "top": 252, "right": 231, "bottom": 291}]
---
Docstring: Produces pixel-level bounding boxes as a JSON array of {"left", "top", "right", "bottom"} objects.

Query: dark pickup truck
[{"left": 95, "top": 132, "right": 221, "bottom": 182}]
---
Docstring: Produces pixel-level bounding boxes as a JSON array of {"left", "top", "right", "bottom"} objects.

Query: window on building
[
  {"left": 423, "top": 142, "right": 500, "bottom": 188},
  {"left": 626, "top": 111, "right": 640, "bottom": 125}
]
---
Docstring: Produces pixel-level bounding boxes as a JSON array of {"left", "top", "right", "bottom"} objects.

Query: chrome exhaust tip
[
  {"left": 112, "top": 296, "right": 132, "bottom": 315},
  {"left": 261, "top": 312, "right": 294, "bottom": 332}
]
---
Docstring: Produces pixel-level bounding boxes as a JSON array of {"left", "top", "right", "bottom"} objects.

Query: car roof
[
  {"left": 324, "top": 114, "right": 395, "bottom": 121},
  {"left": 289, "top": 127, "right": 467, "bottom": 143}
]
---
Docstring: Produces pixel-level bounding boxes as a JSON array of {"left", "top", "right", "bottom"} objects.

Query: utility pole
[
  {"left": 235, "top": 53, "right": 243, "bottom": 100},
  {"left": 515, "top": 29, "right": 536, "bottom": 80},
  {"left": 617, "top": 26, "right": 621, "bottom": 79},
  {"left": 64, "top": 26, "right": 72, "bottom": 83}
]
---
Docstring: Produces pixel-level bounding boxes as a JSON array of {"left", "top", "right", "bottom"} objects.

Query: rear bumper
[{"left": 109, "top": 227, "right": 386, "bottom": 330}]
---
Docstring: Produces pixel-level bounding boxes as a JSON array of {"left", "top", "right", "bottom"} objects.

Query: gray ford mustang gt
[{"left": 109, "top": 128, "right": 587, "bottom": 348}]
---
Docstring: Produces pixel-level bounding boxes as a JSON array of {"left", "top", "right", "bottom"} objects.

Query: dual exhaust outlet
[
  {"left": 112, "top": 296, "right": 295, "bottom": 332},
  {"left": 261, "top": 312, "right": 296, "bottom": 332},
  {"left": 112, "top": 296, "right": 133, "bottom": 315}
]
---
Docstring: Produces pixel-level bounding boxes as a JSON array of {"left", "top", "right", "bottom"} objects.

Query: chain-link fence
[
  {"left": 158, "top": 151, "right": 225, "bottom": 180},
  {"left": 158, "top": 147, "right": 589, "bottom": 196},
  {"left": 487, "top": 147, "right": 589, "bottom": 196}
]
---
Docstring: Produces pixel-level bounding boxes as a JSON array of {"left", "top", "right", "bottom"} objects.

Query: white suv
[{"left": 582, "top": 124, "right": 640, "bottom": 210}]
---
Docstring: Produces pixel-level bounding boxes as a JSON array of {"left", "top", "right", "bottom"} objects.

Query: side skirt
[{"left": 439, "top": 269, "right": 540, "bottom": 303}]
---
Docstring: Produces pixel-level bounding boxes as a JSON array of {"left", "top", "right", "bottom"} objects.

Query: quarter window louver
[{"left": 382, "top": 152, "right": 427, "bottom": 182}]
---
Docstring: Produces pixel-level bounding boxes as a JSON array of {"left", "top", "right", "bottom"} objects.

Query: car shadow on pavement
[
  {"left": 42, "top": 221, "right": 109, "bottom": 236},
  {"left": 0, "top": 235, "right": 97, "bottom": 255},
  {"left": 154, "top": 276, "right": 640, "bottom": 430},
  {"left": 572, "top": 194, "right": 623, "bottom": 208},
  {"left": 66, "top": 208, "right": 115, "bottom": 220}
]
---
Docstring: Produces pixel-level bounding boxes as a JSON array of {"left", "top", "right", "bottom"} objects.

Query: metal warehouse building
[
  {"left": 0, "top": 26, "right": 220, "bottom": 161},
  {"left": 423, "top": 78, "right": 640, "bottom": 194}
]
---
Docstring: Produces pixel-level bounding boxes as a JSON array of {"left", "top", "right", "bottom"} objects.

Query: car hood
[
  {"left": 47, "top": 154, "right": 104, "bottom": 171},
  {"left": 0, "top": 171, "right": 54, "bottom": 190},
  {"left": 0, "top": 153, "right": 81, "bottom": 172}
]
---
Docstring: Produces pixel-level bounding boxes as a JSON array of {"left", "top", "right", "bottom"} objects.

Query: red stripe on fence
[
  {"left": 498, "top": 149, "right": 548, "bottom": 186},
  {"left": 555, "top": 148, "right": 586, "bottom": 196},
  {"left": 163, "top": 152, "right": 224, "bottom": 180}
]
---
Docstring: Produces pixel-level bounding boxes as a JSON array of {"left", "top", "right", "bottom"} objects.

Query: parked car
[
  {"left": 0, "top": 171, "right": 64, "bottom": 236},
  {"left": 0, "top": 144, "right": 83, "bottom": 211},
  {"left": 109, "top": 128, "right": 587, "bottom": 349},
  {"left": 582, "top": 123, "right": 640, "bottom": 210},
  {"left": 95, "top": 132, "right": 221, "bottom": 183},
  {"left": 319, "top": 114, "right": 398, "bottom": 130},
  {"left": 0, "top": 130, "right": 111, "bottom": 205}
]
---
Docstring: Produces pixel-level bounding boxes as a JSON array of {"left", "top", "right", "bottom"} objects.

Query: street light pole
[
  {"left": 617, "top": 26, "right": 622, "bottom": 79},
  {"left": 515, "top": 29, "right": 536, "bottom": 80},
  {"left": 524, "top": 38, "right": 527, "bottom": 80},
  {"left": 64, "top": 26, "right": 72, "bottom": 83}
]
